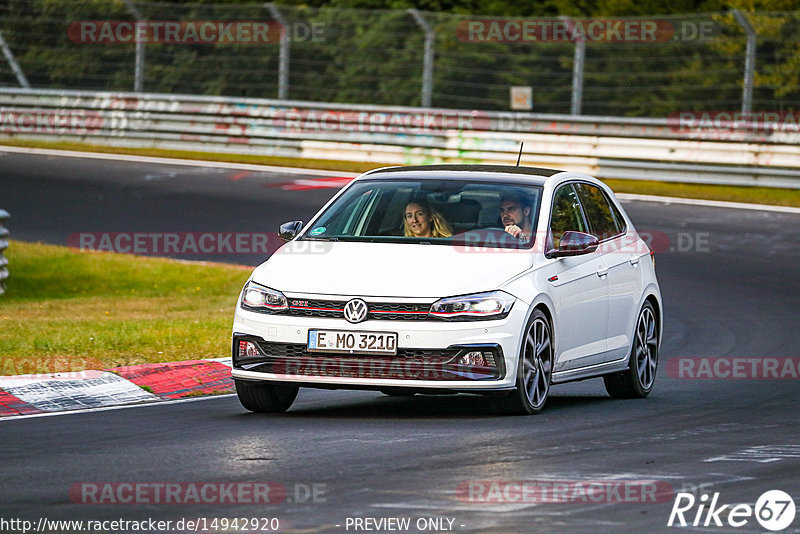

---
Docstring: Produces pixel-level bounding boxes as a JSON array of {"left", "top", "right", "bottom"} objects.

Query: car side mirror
[
  {"left": 279, "top": 220, "right": 304, "bottom": 242},
  {"left": 545, "top": 231, "right": 599, "bottom": 259}
]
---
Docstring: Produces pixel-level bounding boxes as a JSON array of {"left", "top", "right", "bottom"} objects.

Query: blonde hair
[{"left": 403, "top": 201, "right": 453, "bottom": 238}]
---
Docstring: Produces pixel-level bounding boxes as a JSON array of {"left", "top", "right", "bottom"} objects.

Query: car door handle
[
  {"left": 597, "top": 266, "right": 608, "bottom": 277},
  {"left": 629, "top": 255, "right": 640, "bottom": 266}
]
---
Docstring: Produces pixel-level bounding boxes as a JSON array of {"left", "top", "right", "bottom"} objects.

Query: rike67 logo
[{"left": 668, "top": 490, "right": 796, "bottom": 531}]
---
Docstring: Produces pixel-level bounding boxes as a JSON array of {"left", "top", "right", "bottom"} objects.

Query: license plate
[{"left": 308, "top": 330, "right": 398, "bottom": 355}]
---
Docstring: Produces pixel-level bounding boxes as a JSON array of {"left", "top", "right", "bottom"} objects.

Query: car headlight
[
  {"left": 240, "top": 281, "right": 288, "bottom": 313},
  {"left": 429, "top": 291, "right": 515, "bottom": 321}
]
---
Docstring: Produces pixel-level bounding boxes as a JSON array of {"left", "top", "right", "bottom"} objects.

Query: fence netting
[{"left": 0, "top": 1, "right": 797, "bottom": 117}]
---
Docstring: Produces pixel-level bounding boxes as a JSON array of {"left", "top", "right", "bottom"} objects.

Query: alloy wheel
[
  {"left": 522, "top": 317, "right": 552, "bottom": 410},
  {"left": 635, "top": 306, "right": 658, "bottom": 390}
]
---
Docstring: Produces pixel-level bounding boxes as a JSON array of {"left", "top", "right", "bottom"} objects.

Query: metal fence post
[
  {"left": 123, "top": 0, "right": 144, "bottom": 92},
  {"left": 732, "top": 9, "right": 756, "bottom": 114},
  {"left": 0, "top": 31, "right": 30, "bottom": 88},
  {"left": 0, "top": 210, "right": 9, "bottom": 296},
  {"left": 571, "top": 39, "right": 585, "bottom": 115},
  {"left": 560, "top": 17, "right": 585, "bottom": 116},
  {"left": 408, "top": 9, "right": 434, "bottom": 108},
  {"left": 266, "top": 3, "right": 289, "bottom": 100}
]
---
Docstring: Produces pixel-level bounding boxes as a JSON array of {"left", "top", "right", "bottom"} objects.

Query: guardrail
[
  {"left": 1, "top": 88, "right": 799, "bottom": 188},
  {"left": 0, "top": 210, "right": 9, "bottom": 296}
]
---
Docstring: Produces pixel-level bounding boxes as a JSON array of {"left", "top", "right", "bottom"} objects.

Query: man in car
[{"left": 499, "top": 191, "right": 533, "bottom": 241}]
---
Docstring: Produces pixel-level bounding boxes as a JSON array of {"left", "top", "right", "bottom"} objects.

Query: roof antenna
[{"left": 516, "top": 142, "right": 524, "bottom": 166}]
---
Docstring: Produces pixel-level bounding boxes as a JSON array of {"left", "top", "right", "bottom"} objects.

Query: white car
[{"left": 231, "top": 165, "right": 662, "bottom": 414}]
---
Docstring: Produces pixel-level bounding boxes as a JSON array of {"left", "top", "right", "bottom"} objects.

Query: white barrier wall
[{"left": 1, "top": 88, "right": 798, "bottom": 188}]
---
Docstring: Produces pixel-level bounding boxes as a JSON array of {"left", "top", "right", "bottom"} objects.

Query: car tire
[
  {"left": 235, "top": 380, "right": 299, "bottom": 413},
  {"left": 604, "top": 301, "right": 658, "bottom": 399},
  {"left": 493, "top": 308, "right": 553, "bottom": 415}
]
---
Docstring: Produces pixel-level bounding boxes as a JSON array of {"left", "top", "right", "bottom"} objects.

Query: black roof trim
[{"left": 366, "top": 164, "right": 563, "bottom": 178}]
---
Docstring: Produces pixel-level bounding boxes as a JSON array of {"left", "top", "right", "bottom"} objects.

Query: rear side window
[
  {"left": 550, "top": 184, "right": 587, "bottom": 247},
  {"left": 575, "top": 183, "right": 625, "bottom": 240}
]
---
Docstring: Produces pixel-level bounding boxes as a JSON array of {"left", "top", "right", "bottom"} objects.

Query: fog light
[
  {"left": 459, "top": 351, "right": 487, "bottom": 366},
  {"left": 239, "top": 340, "right": 261, "bottom": 358}
]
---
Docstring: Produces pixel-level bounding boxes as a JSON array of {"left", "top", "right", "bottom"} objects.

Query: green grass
[
  {"left": 2, "top": 138, "right": 799, "bottom": 207},
  {"left": 0, "top": 241, "right": 250, "bottom": 372},
  {"left": 604, "top": 179, "right": 800, "bottom": 208}
]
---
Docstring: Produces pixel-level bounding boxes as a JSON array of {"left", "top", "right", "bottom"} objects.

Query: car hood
[{"left": 250, "top": 241, "right": 534, "bottom": 298}]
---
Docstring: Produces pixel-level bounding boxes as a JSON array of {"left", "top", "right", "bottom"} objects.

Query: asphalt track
[{"left": 1, "top": 151, "right": 799, "bottom": 534}]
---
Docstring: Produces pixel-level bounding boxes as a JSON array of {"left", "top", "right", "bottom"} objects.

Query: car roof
[{"left": 362, "top": 164, "right": 564, "bottom": 185}]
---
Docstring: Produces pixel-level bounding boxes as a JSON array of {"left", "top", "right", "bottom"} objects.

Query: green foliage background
[{"left": 0, "top": 0, "right": 797, "bottom": 115}]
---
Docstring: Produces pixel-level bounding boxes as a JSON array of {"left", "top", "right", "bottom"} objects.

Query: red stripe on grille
[{"left": 371, "top": 310, "right": 428, "bottom": 315}]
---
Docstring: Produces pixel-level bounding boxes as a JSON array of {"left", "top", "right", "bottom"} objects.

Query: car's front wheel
[
  {"left": 493, "top": 309, "right": 553, "bottom": 415},
  {"left": 604, "top": 301, "right": 658, "bottom": 398},
  {"left": 235, "top": 380, "right": 299, "bottom": 413}
]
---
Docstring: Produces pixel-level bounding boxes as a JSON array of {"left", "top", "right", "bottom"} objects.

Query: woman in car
[{"left": 403, "top": 200, "right": 452, "bottom": 238}]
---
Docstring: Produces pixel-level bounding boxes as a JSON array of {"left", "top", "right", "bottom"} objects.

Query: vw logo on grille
[{"left": 343, "top": 299, "right": 368, "bottom": 323}]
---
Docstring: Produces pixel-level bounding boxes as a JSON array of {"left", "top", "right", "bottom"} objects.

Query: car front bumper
[{"left": 231, "top": 302, "right": 526, "bottom": 391}]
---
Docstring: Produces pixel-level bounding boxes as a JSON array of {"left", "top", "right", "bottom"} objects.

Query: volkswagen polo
[{"left": 231, "top": 164, "right": 662, "bottom": 414}]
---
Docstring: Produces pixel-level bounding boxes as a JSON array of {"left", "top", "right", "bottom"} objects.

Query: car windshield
[{"left": 301, "top": 178, "right": 543, "bottom": 248}]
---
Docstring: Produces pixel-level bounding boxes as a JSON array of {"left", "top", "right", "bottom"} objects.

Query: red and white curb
[{"left": 0, "top": 358, "right": 233, "bottom": 417}]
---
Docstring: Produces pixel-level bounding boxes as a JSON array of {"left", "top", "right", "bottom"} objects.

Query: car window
[
  {"left": 549, "top": 183, "right": 586, "bottom": 248},
  {"left": 575, "top": 183, "right": 622, "bottom": 240},
  {"left": 302, "top": 179, "right": 542, "bottom": 249},
  {"left": 608, "top": 195, "right": 627, "bottom": 235},
  {"left": 314, "top": 187, "right": 378, "bottom": 236}
]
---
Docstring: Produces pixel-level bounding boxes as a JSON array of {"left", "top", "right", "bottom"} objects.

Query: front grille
[
  {"left": 254, "top": 341, "right": 459, "bottom": 362},
  {"left": 372, "top": 303, "right": 429, "bottom": 312},
  {"left": 286, "top": 299, "right": 344, "bottom": 319},
  {"left": 255, "top": 342, "right": 309, "bottom": 358},
  {"left": 234, "top": 340, "right": 501, "bottom": 381},
  {"left": 284, "top": 299, "right": 431, "bottom": 321}
]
